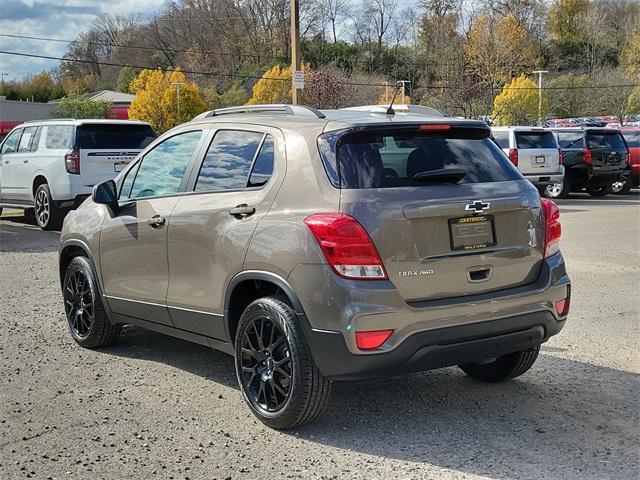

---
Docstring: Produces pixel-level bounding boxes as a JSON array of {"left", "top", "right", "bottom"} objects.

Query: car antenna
[{"left": 386, "top": 81, "right": 402, "bottom": 115}]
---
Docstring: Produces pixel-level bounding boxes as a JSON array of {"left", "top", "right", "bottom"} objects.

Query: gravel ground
[{"left": 1, "top": 193, "right": 639, "bottom": 480}]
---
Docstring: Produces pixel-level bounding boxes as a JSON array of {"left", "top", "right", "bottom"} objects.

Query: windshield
[
  {"left": 586, "top": 132, "right": 627, "bottom": 150},
  {"left": 621, "top": 131, "right": 640, "bottom": 148},
  {"left": 319, "top": 126, "right": 521, "bottom": 189},
  {"left": 77, "top": 124, "right": 157, "bottom": 149},
  {"left": 515, "top": 131, "right": 557, "bottom": 149}
]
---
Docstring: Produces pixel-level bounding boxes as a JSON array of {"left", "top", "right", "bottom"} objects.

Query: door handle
[
  {"left": 147, "top": 215, "right": 166, "bottom": 228},
  {"left": 229, "top": 204, "right": 255, "bottom": 218},
  {"left": 22, "top": 159, "right": 29, "bottom": 163}
]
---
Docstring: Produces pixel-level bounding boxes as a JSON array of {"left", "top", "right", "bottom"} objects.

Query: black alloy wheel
[
  {"left": 239, "top": 315, "right": 293, "bottom": 413},
  {"left": 64, "top": 267, "right": 95, "bottom": 339}
]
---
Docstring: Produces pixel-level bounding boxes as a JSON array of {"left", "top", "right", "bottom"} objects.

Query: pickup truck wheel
[
  {"left": 586, "top": 184, "right": 611, "bottom": 197},
  {"left": 63, "top": 256, "right": 121, "bottom": 349},
  {"left": 459, "top": 345, "right": 540, "bottom": 382},
  {"left": 34, "top": 183, "right": 64, "bottom": 230},
  {"left": 235, "top": 296, "right": 331, "bottom": 429}
]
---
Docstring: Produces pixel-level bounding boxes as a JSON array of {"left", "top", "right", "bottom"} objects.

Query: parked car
[
  {"left": 59, "top": 104, "right": 571, "bottom": 429},
  {"left": 615, "top": 128, "right": 640, "bottom": 194},
  {"left": 549, "top": 127, "right": 629, "bottom": 198},
  {"left": 0, "top": 119, "right": 156, "bottom": 229},
  {"left": 491, "top": 127, "right": 564, "bottom": 194}
]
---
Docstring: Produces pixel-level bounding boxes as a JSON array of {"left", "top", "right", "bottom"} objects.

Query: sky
[{"left": 0, "top": 0, "right": 418, "bottom": 81}]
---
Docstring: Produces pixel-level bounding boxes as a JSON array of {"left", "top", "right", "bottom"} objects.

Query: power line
[{"left": 1, "top": 50, "right": 639, "bottom": 91}]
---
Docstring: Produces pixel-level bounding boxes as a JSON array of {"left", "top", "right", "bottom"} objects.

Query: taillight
[
  {"left": 355, "top": 329, "right": 394, "bottom": 350},
  {"left": 508, "top": 148, "right": 519, "bottom": 166},
  {"left": 65, "top": 149, "right": 80, "bottom": 174},
  {"left": 304, "top": 213, "right": 387, "bottom": 279},
  {"left": 541, "top": 198, "right": 561, "bottom": 258},
  {"left": 583, "top": 148, "right": 592, "bottom": 165},
  {"left": 558, "top": 149, "right": 564, "bottom": 165},
  {"left": 419, "top": 124, "right": 451, "bottom": 132}
]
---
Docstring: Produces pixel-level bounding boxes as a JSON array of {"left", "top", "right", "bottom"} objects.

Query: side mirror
[{"left": 92, "top": 180, "right": 118, "bottom": 209}]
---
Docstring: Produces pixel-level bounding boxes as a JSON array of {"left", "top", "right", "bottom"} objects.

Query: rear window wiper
[{"left": 412, "top": 168, "right": 467, "bottom": 183}]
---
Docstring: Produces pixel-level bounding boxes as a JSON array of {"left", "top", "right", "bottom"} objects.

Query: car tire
[
  {"left": 586, "top": 184, "right": 611, "bottom": 197},
  {"left": 63, "top": 256, "right": 121, "bottom": 349},
  {"left": 611, "top": 179, "right": 632, "bottom": 195},
  {"left": 543, "top": 182, "right": 564, "bottom": 199},
  {"left": 459, "top": 345, "right": 540, "bottom": 382},
  {"left": 34, "top": 183, "right": 64, "bottom": 230},
  {"left": 234, "top": 296, "right": 331, "bottom": 429}
]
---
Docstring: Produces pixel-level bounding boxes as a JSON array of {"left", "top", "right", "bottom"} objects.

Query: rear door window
[
  {"left": 587, "top": 132, "right": 627, "bottom": 150},
  {"left": 194, "top": 130, "right": 271, "bottom": 192},
  {"left": 492, "top": 130, "right": 510, "bottom": 149},
  {"left": 77, "top": 124, "right": 156, "bottom": 149},
  {"left": 556, "top": 132, "right": 584, "bottom": 149},
  {"left": 622, "top": 131, "right": 640, "bottom": 148},
  {"left": 127, "top": 130, "right": 202, "bottom": 199},
  {"left": 45, "top": 125, "right": 73, "bottom": 150},
  {"left": 319, "top": 126, "right": 521, "bottom": 189},
  {"left": 515, "top": 131, "right": 556, "bottom": 149}
]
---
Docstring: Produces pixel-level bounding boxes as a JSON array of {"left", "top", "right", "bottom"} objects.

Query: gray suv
[{"left": 59, "top": 104, "right": 571, "bottom": 429}]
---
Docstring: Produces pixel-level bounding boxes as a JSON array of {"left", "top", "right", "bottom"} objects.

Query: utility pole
[
  {"left": 532, "top": 70, "right": 548, "bottom": 126},
  {"left": 398, "top": 80, "right": 410, "bottom": 105},
  {"left": 0, "top": 73, "right": 8, "bottom": 85},
  {"left": 172, "top": 82, "right": 184, "bottom": 121},
  {"left": 290, "top": 0, "right": 301, "bottom": 105}
]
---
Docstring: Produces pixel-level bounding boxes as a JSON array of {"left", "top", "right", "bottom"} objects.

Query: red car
[{"left": 617, "top": 128, "right": 640, "bottom": 194}]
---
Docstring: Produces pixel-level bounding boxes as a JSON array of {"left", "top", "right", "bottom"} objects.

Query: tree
[
  {"left": 247, "top": 64, "right": 295, "bottom": 105},
  {"left": 547, "top": 73, "right": 589, "bottom": 118},
  {"left": 117, "top": 67, "right": 137, "bottom": 93},
  {"left": 590, "top": 68, "right": 638, "bottom": 125},
  {"left": 492, "top": 75, "right": 547, "bottom": 126},
  {"left": 128, "top": 69, "right": 207, "bottom": 132},
  {"left": 53, "top": 97, "right": 111, "bottom": 119},
  {"left": 301, "top": 66, "right": 349, "bottom": 108}
]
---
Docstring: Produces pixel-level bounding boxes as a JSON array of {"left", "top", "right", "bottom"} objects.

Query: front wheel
[
  {"left": 235, "top": 297, "right": 331, "bottom": 429},
  {"left": 459, "top": 345, "right": 540, "bottom": 382},
  {"left": 63, "top": 256, "right": 121, "bottom": 349},
  {"left": 34, "top": 183, "right": 64, "bottom": 230}
]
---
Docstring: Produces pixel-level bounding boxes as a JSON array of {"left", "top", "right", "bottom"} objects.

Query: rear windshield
[
  {"left": 77, "top": 124, "right": 157, "bottom": 149},
  {"left": 622, "top": 131, "right": 640, "bottom": 148},
  {"left": 556, "top": 131, "right": 584, "bottom": 149},
  {"left": 515, "top": 131, "right": 556, "bottom": 149},
  {"left": 586, "top": 132, "right": 627, "bottom": 150},
  {"left": 319, "top": 127, "right": 521, "bottom": 189}
]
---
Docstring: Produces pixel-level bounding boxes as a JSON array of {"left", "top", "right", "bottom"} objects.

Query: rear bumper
[
  {"left": 290, "top": 253, "right": 570, "bottom": 380},
  {"left": 587, "top": 169, "right": 628, "bottom": 185},
  {"left": 523, "top": 170, "right": 564, "bottom": 185},
  {"left": 306, "top": 311, "right": 564, "bottom": 380}
]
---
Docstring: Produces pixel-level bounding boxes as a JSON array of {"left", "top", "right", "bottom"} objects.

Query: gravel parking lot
[{"left": 1, "top": 193, "right": 638, "bottom": 480}]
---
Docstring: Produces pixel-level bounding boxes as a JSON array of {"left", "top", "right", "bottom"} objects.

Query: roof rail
[
  {"left": 193, "top": 104, "right": 326, "bottom": 121},
  {"left": 22, "top": 118, "right": 75, "bottom": 123},
  {"left": 341, "top": 104, "right": 445, "bottom": 117}
]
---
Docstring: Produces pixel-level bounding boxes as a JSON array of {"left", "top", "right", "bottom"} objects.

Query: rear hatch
[
  {"left": 321, "top": 123, "right": 545, "bottom": 302},
  {"left": 514, "top": 130, "right": 560, "bottom": 175},
  {"left": 76, "top": 123, "right": 156, "bottom": 185},
  {"left": 586, "top": 130, "right": 628, "bottom": 172}
]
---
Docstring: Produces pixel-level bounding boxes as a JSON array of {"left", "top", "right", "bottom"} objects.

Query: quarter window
[
  {"left": 194, "top": 130, "right": 269, "bottom": 192},
  {"left": 45, "top": 125, "right": 74, "bottom": 150},
  {"left": 1, "top": 129, "right": 22, "bottom": 154},
  {"left": 248, "top": 135, "right": 274, "bottom": 188},
  {"left": 127, "top": 130, "right": 202, "bottom": 199}
]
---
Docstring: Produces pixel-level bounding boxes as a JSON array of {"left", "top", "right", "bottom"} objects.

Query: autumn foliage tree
[
  {"left": 128, "top": 69, "right": 206, "bottom": 132},
  {"left": 247, "top": 64, "right": 296, "bottom": 105},
  {"left": 493, "top": 76, "right": 548, "bottom": 126}
]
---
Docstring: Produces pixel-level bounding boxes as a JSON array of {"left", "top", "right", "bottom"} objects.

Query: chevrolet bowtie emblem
[{"left": 465, "top": 200, "right": 490, "bottom": 213}]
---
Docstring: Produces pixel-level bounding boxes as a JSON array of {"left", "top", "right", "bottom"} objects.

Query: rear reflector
[
  {"left": 304, "top": 213, "right": 387, "bottom": 280},
  {"left": 355, "top": 330, "right": 394, "bottom": 350},
  {"left": 558, "top": 149, "right": 564, "bottom": 165},
  {"left": 541, "top": 198, "right": 561, "bottom": 258},
  {"left": 419, "top": 124, "right": 451, "bottom": 132},
  {"left": 555, "top": 297, "right": 570, "bottom": 317}
]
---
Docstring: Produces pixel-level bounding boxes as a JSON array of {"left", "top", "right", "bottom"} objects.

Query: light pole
[
  {"left": 532, "top": 70, "right": 548, "bottom": 126},
  {"left": 172, "top": 82, "right": 184, "bottom": 121}
]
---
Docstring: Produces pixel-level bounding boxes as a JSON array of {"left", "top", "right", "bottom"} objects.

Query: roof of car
[
  {"left": 20, "top": 119, "right": 151, "bottom": 126},
  {"left": 188, "top": 104, "right": 487, "bottom": 132}
]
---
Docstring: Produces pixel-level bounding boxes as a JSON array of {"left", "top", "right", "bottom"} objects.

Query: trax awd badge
[{"left": 465, "top": 200, "right": 490, "bottom": 213}]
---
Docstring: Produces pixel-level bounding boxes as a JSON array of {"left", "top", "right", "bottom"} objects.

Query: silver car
[{"left": 59, "top": 105, "right": 571, "bottom": 429}]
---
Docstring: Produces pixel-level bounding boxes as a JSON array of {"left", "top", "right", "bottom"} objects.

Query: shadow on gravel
[
  {"left": 0, "top": 219, "right": 59, "bottom": 253},
  {"left": 105, "top": 326, "right": 638, "bottom": 478}
]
